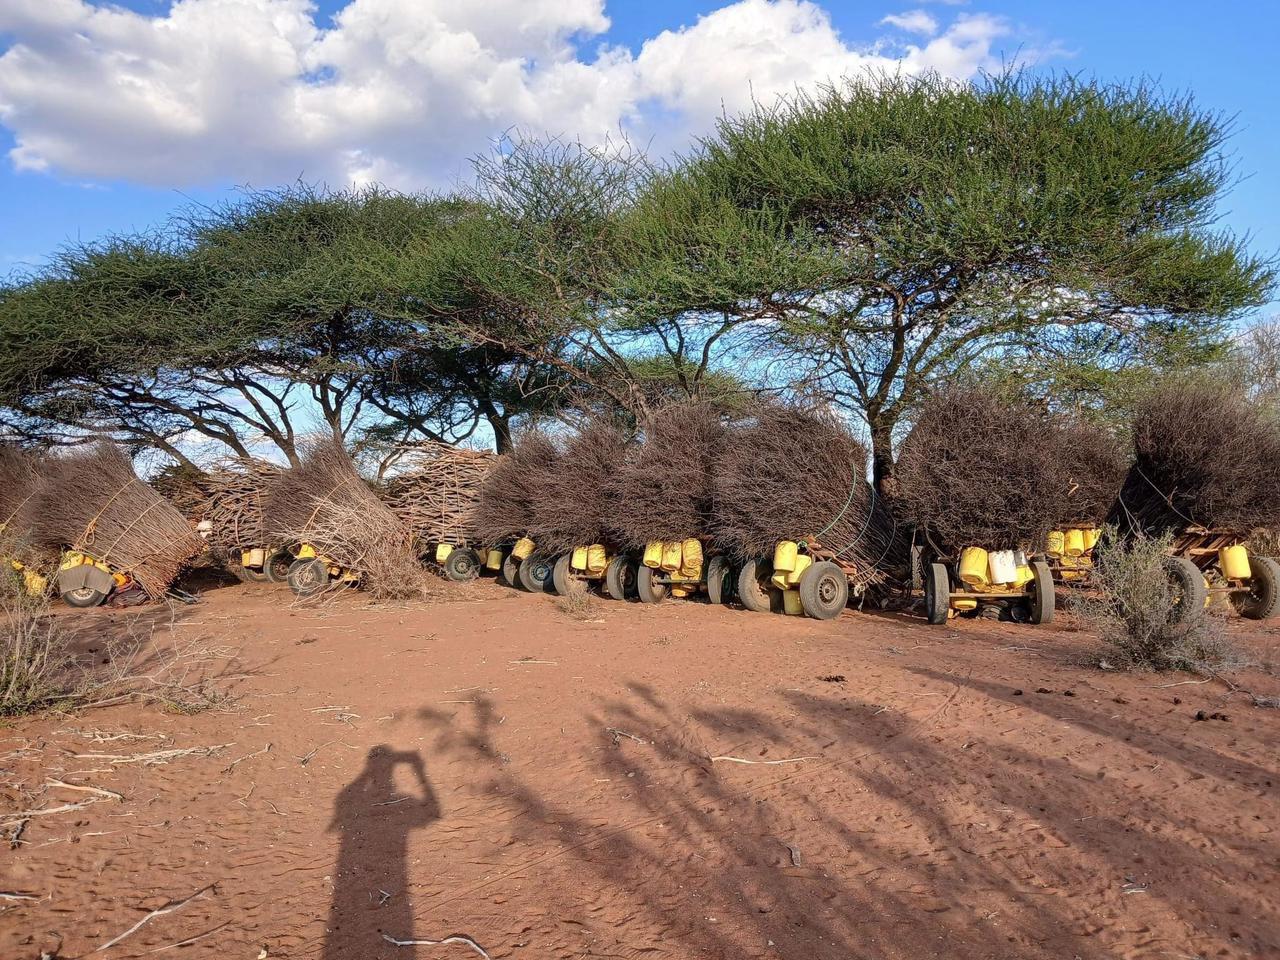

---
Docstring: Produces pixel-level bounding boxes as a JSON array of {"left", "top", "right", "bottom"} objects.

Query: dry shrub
[
  {"left": 554, "top": 578, "right": 598, "bottom": 621},
  {"left": 1071, "top": 530, "right": 1242, "bottom": 672},
  {"left": 197, "top": 459, "right": 284, "bottom": 558},
  {"left": 610, "top": 402, "right": 725, "bottom": 550},
  {"left": 713, "top": 403, "right": 907, "bottom": 582},
  {"left": 472, "top": 431, "right": 561, "bottom": 546},
  {"left": 527, "top": 419, "right": 631, "bottom": 553},
  {"left": 1111, "top": 380, "right": 1280, "bottom": 536},
  {"left": 383, "top": 441, "right": 497, "bottom": 548},
  {"left": 1, "top": 582, "right": 76, "bottom": 716},
  {"left": 26, "top": 443, "right": 202, "bottom": 599},
  {"left": 893, "top": 387, "right": 1123, "bottom": 554},
  {"left": 264, "top": 438, "right": 422, "bottom": 599}
]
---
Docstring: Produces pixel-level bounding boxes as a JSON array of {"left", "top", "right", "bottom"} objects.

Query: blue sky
[{"left": 2, "top": 0, "right": 1277, "bottom": 316}]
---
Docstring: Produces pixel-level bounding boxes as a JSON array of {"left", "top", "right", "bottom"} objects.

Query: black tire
[
  {"left": 265, "top": 548, "right": 295, "bottom": 583},
  {"left": 551, "top": 554, "right": 574, "bottom": 596},
  {"left": 737, "top": 557, "right": 780, "bottom": 613},
  {"left": 287, "top": 557, "right": 331, "bottom": 597},
  {"left": 706, "top": 555, "right": 734, "bottom": 605},
  {"left": 1165, "top": 556, "right": 1207, "bottom": 623},
  {"left": 237, "top": 564, "right": 269, "bottom": 583},
  {"left": 1233, "top": 555, "right": 1280, "bottom": 620},
  {"left": 62, "top": 585, "right": 109, "bottom": 608},
  {"left": 604, "top": 556, "right": 636, "bottom": 601},
  {"left": 518, "top": 553, "right": 554, "bottom": 593},
  {"left": 798, "top": 560, "right": 849, "bottom": 620},
  {"left": 1029, "top": 559, "right": 1055, "bottom": 625},
  {"left": 636, "top": 565, "right": 668, "bottom": 604},
  {"left": 924, "top": 562, "right": 950, "bottom": 625},
  {"left": 443, "top": 548, "right": 482, "bottom": 583},
  {"left": 500, "top": 552, "right": 520, "bottom": 588}
]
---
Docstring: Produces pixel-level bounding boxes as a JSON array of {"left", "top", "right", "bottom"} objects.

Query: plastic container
[
  {"left": 586, "top": 544, "right": 608, "bottom": 574},
  {"left": 782, "top": 589, "right": 804, "bottom": 615},
  {"left": 959, "top": 547, "right": 990, "bottom": 586},
  {"left": 511, "top": 537, "right": 535, "bottom": 560},
  {"left": 661, "top": 541, "right": 683, "bottom": 572},
  {"left": 786, "top": 553, "right": 813, "bottom": 587},
  {"left": 1064, "top": 528, "right": 1085, "bottom": 558},
  {"left": 988, "top": 549, "right": 1017, "bottom": 585},
  {"left": 1219, "top": 544, "right": 1252, "bottom": 581},
  {"left": 951, "top": 596, "right": 978, "bottom": 611},
  {"left": 1082, "top": 528, "right": 1101, "bottom": 552},
  {"left": 1046, "top": 530, "right": 1065, "bottom": 557},
  {"left": 643, "top": 542, "right": 663, "bottom": 568},
  {"left": 485, "top": 549, "right": 503, "bottom": 571},
  {"left": 435, "top": 543, "right": 453, "bottom": 563},
  {"left": 773, "top": 540, "right": 798, "bottom": 573},
  {"left": 679, "top": 539, "right": 703, "bottom": 579},
  {"left": 242, "top": 547, "right": 265, "bottom": 568}
]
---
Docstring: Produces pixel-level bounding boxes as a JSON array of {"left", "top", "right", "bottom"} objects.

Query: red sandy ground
[{"left": 2, "top": 576, "right": 1278, "bottom": 960}]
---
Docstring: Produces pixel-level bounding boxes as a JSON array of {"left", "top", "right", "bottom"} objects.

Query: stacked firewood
[
  {"left": 382, "top": 441, "right": 498, "bottom": 548},
  {"left": 195, "top": 459, "right": 284, "bottom": 558}
]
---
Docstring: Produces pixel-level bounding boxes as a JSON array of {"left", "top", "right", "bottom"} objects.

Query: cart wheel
[
  {"left": 500, "top": 552, "right": 520, "bottom": 588},
  {"left": 551, "top": 555, "right": 574, "bottom": 596},
  {"left": 62, "top": 585, "right": 109, "bottom": 608},
  {"left": 737, "top": 557, "right": 780, "bottom": 613},
  {"left": 705, "top": 555, "right": 734, "bottom": 605},
  {"left": 287, "top": 557, "right": 330, "bottom": 597},
  {"left": 604, "top": 556, "right": 636, "bottom": 601},
  {"left": 798, "top": 560, "right": 849, "bottom": 620},
  {"left": 924, "top": 562, "right": 950, "bottom": 625},
  {"left": 1029, "top": 560, "right": 1055, "bottom": 625},
  {"left": 265, "top": 548, "right": 295, "bottom": 583},
  {"left": 518, "top": 553, "right": 554, "bottom": 593},
  {"left": 1165, "top": 556, "right": 1207, "bottom": 623},
  {"left": 443, "top": 548, "right": 482, "bottom": 583},
  {"left": 636, "top": 565, "right": 668, "bottom": 604},
  {"left": 237, "top": 564, "right": 269, "bottom": 583},
  {"left": 1232, "top": 555, "right": 1280, "bottom": 620}
]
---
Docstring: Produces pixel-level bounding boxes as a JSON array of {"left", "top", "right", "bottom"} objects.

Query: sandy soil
[{"left": 2, "top": 575, "right": 1278, "bottom": 960}]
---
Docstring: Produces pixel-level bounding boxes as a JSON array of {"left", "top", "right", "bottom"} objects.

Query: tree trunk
[
  {"left": 488, "top": 412, "right": 513, "bottom": 454},
  {"left": 869, "top": 416, "right": 896, "bottom": 494}
]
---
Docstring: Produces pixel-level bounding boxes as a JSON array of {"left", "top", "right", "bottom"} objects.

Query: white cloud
[
  {"left": 879, "top": 10, "right": 939, "bottom": 35},
  {"left": 0, "top": 0, "right": 1021, "bottom": 189}
]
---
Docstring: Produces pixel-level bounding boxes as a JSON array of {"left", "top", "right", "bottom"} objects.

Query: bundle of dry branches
[
  {"left": 713, "top": 404, "right": 907, "bottom": 583},
  {"left": 609, "top": 402, "right": 725, "bottom": 550},
  {"left": 263, "top": 438, "right": 421, "bottom": 598},
  {"left": 195, "top": 459, "right": 284, "bottom": 557},
  {"left": 893, "top": 387, "right": 1122, "bottom": 554},
  {"left": 26, "top": 443, "right": 202, "bottom": 599},
  {"left": 0, "top": 446, "right": 51, "bottom": 566},
  {"left": 382, "top": 441, "right": 498, "bottom": 548},
  {"left": 1110, "top": 380, "right": 1280, "bottom": 536},
  {"left": 472, "top": 431, "right": 561, "bottom": 546},
  {"left": 527, "top": 419, "right": 631, "bottom": 553},
  {"left": 149, "top": 463, "right": 216, "bottom": 521}
]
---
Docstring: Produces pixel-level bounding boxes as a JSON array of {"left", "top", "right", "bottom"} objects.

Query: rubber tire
[
  {"left": 501, "top": 553, "right": 520, "bottom": 588},
  {"left": 62, "top": 586, "right": 109, "bottom": 609},
  {"left": 551, "top": 554, "right": 574, "bottom": 596},
  {"left": 443, "top": 548, "right": 482, "bottom": 583},
  {"left": 265, "top": 548, "right": 295, "bottom": 584},
  {"left": 287, "top": 557, "right": 331, "bottom": 598},
  {"left": 1029, "top": 559, "right": 1055, "bottom": 625},
  {"left": 604, "top": 556, "right": 636, "bottom": 601},
  {"left": 518, "top": 553, "right": 554, "bottom": 593},
  {"left": 1165, "top": 556, "right": 1208, "bottom": 623},
  {"left": 924, "top": 562, "right": 950, "bottom": 625},
  {"left": 705, "top": 555, "right": 734, "bottom": 605},
  {"left": 798, "top": 560, "right": 849, "bottom": 620},
  {"left": 737, "top": 557, "right": 781, "bottom": 613},
  {"left": 239, "top": 564, "right": 270, "bottom": 583},
  {"left": 636, "top": 565, "right": 668, "bottom": 604},
  {"left": 1233, "top": 555, "right": 1280, "bottom": 620}
]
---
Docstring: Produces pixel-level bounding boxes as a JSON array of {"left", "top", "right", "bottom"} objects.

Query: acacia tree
[{"left": 642, "top": 72, "right": 1275, "bottom": 486}]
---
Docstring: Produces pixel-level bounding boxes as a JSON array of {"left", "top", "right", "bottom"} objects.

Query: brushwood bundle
[
  {"left": 472, "top": 432, "right": 561, "bottom": 547},
  {"left": 713, "top": 404, "right": 906, "bottom": 584},
  {"left": 263, "top": 438, "right": 420, "bottom": 598},
  {"left": 609, "top": 402, "right": 725, "bottom": 550},
  {"left": 27, "top": 443, "right": 202, "bottom": 599},
  {"left": 150, "top": 463, "right": 216, "bottom": 521},
  {"left": 893, "top": 387, "right": 1124, "bottom": 554},
  {"left": 526, "top": 420, "right": 631, "bottom": 553},
  {"left": 0, "top": 445, "right": 50, "bottom": 565},
  {"left": 382, "top": 441, "right": 498, "bottom": 548},
  {"left": 196, "top": 459, "right": 284, "bottom": 558},
  {"left": 1110, "top": 380, "right": 1280, "bottom": 537}
]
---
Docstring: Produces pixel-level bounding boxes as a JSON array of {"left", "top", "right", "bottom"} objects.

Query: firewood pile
[
  {"left": 26, "top": 443, "right": 203, "bottom": 599},
  {"left": 195, "top": 459, "right": 284, "bottom": 558},
  {"left": 382, "top": 441, "right": 498, "bottom": 548}
]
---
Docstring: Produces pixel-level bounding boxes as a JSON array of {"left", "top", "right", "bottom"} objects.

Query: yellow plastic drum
[
  {"left": 1082, "top": 528, "right": 1101, "bottom": 552},
  {"left": 1219, "top": 544, "right": 1252, "bottom": 581},
  {"left": 661, "top": 541, "right": 683, "bottom": 573},
  {"left": 782, "top": 589, "right": 804, "bottom": 616},
  {"left": 242, "top": 547, "right": 266, "bottom": 568},
  {"left": 511, "top": 537, "right": 535, "bottom": 560},
  {"left": 1064, "top": 528, "right": 1085, "bottom": 558},
  {"left": 773, "top": 540, "right": 798, "bottom": 573},
  {"left": 586, "top": 544, "right": 608, "bottom": 575},
  {"left": 679, "top": 539, "right": 703, "bottom": 579},
  {"left": 958, "top": 547, "right": 989, "bottom": 587},
  {"left": 484, "top": 549, "right": 503, "bottom": 571},
  {"left": 435, "top": 543, "right": 453, "bottom": 563},
  {"left": 1046, "top": 530, "right": 1065, "bottom": 557},
  {"left": 643, "top": 542, "right": 663, "bottom": 569},
  {"left": 950, "top": 596, "right": 978, "bottom": 611},
  {"left": 785, "top": 554, "right": 813, "bottom": 587},
  {"left": 571, "top": 545, "right": 589, "bottom": 571}
]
